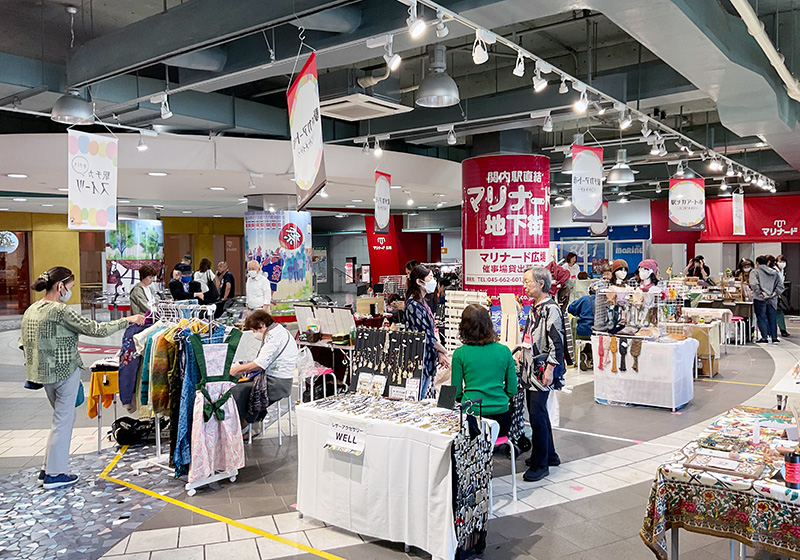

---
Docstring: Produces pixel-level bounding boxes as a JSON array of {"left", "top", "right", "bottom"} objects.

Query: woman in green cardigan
[{"left": 451, "top": 304, "right": 517, "bottom": 436}]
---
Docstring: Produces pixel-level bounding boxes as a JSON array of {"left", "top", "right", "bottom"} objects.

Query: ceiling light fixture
[
  {"left": 447, "top": 126, "right": 457, "bottom": 145},
  {"left": 619, "top": 109, "right": 633, "bottom": 130},
  {"left": 57, "top": 187, "right": 69, "bottom": 192},
  {"left": 435, "top": 9, "right": 449, "bottom": 37},
  {"left": 148, "top": 172, "right": 168, "bottom": 177},
  {"left": 512, "top": 51, "right": 525, "bottom": 77},
  {"left": 720, "top": 181, "right": 729, "bottom": 191},
  {"left": 345, "top": 205, "right": 356, "bottom": 208},
  {"left": 542, "top": 111, "right": 553, "bottom": 133},
  {"left": 137, "top": 132, "right": 148, "bottom": 152},
  {"left": 606, "top": 149, "right": 635, "bottom": 185},
  {"left": 209, "top": 186, "right": 225, "bottom": 191},
  {"left": 675, "top": 161, "right": 685, "bottom": 177},
  {"left": 213, "top": 214, "right": 222, "bottom": 218},
  {"left": 150, "top": 93, "right": 173, "bottom": 120},
  {"left": 248, "top": 175, "right": 257, "bottom": 189},
  {"left": 13, "top": 198, "right": 27, "bottom": 202},
  {"left": 182, "top": 210, "right": 192, "bottom": 214},
  {"left": 335, "top": 214, "right": 347, "bottom": 218},
  {"left": 362, "top": 139, "right": 371, "bottom": 154},
  {"left": 416, "top": 45, "right": 460, "bottom": 107},
  {"left": 7, "top": 173, "right": 27, "bottom": 179},
  {"left": 558, "top": 75, "right": 569, "bottom": 94},
  {"left": 756, "top": 176, "right": 765, "bottom": 187},
  {"left": 726, "top": 165, "right": 735, "bottom": 177},
  {"left": 373, "top": 139, "right": 383, "bottom": 157},
  {"left": 472, "top": 29, "right": 492, "bottom": 65},
  {"left": 404, "top": 190, "right": 414, "bottom": 206},
  {"left": 640, "top": 118, "right": 652, "bottom": 138},
  {"left": 403, "top": 0, "right": 427, "bottom": 39},
  {"left": 351, "top": 199, "right": 363, "bottom": 203},
  {"left": 50, "top": 89, "right": 94, "bottom": 125},
  {"left": 573, "top": 88, "right": 589, "bottom": 113},
  {"left": 655, "top": 183, "right": 663, "bottom": 194},
  {"left": 41, "top": 204, "right": 54, "bottom": 207},
  {"left": 320, "top": 188, "right": 329, "bottom": 198},
  {"left": 382, "top": 35, "right": 402, "bottom": 72},
  {"left": 532, "top": 62, "right": 548, "bottom": 92}
]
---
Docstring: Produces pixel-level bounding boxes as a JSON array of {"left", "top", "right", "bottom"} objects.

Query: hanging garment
[
  {"left": 149, "top": 332, "right": 176, "bottom": 414},
  {"left": 118, "top": 323, "right": 147, "bottom": 406},
  {"left": 187, "top": 329, "right": 245, "bottom": 484},
  {"left": 609, "top": 336, "right": 618, "bottom": 373}
]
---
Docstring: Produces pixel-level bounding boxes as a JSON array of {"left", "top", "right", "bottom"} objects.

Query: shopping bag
[{"left": 546, "top": 390, "right": 560, "bottom": 428}]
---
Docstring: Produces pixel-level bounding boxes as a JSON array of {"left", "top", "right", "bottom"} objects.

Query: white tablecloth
[
  {"left": 592, "top": 336, "right": 698, "bottom": 410},
  {"left": 296, "top": 404, "right": 457, "bottom": 560}
]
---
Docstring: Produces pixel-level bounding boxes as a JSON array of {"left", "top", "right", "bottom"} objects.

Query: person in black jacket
[{"left": 168, "top": 265, "right": 204, "bottom": 301}]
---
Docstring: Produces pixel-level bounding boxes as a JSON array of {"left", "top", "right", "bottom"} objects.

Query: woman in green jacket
[
  {"left": 451, "top": 304, "right": 517, "bottom": 436},
  {"left": 20, "top": 266, "right": 144, "bottom": 490}
]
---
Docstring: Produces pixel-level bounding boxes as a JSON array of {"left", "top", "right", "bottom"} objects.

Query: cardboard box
[{"left": 699, "top": 357, "right": 719, "bottom": 378}]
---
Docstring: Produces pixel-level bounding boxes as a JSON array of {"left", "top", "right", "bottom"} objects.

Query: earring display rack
[
  {"left": 443, "top": 290, "right": 489, "bottom": 356},
  {"left": 352, "top": 327, "right": 426, "bottom": 401}
]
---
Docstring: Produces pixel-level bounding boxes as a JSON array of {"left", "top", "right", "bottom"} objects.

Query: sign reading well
[
  {"left": 462, "top": 154, "right": 550, "bottom": 299},
  {"left": 324, "top": 420, "right": 366, "bottom": 455},
  {"left": 374, "top": 171, "right": 391, "bottom": 233},
  {"left": 668, "top": 177, "right": 705, "bottom": 231},
  {"left": 67, "top": 130, "right": 117, "bottom": 230},
  {"left": 570, "top": 145, "right": 604, "bottom": 223},
  {"left": 287, "top": 52, "right": 326, "bottom": 210}
]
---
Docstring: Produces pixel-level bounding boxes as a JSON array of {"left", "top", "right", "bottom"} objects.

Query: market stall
[{"left": 641, "top": 405, "right": 800, "bottom": 559}]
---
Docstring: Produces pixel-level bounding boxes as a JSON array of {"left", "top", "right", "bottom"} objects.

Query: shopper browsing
[
  {"left": 563, "top": 252, "right": 580, "bottom": 280},
  {"left": 246, "top": 260, "right": 271, "bottom": 311},
  {"left": 168, "top": 265, "right": 204, "bottom": 301},
  {"left": 751, "top": 255, "right": 783, "bottom": 343},
  {"left": 405, "top": 265, "right": 449, "bottom": 398},
  {"left": 520, "top": 266, "right": 564, "bottom": 482},
  {"left": 214, "top": 261, "right": 235, "bottom": 319},
  {"left": 20, "top": 266, "right": 145, "bottom": 490},
  {"left": 568, "top": 282, "right": 600, "bottom": 340},
  {"left": 776, "top": 255, "right": 791, "bottom": 338},
  {"left": 129, "top": 265, "right": 158, "bottom": 315},
  {"left": 193, "top": 258, "right": 219, "bottom": 304},
  {"left": 451, "top": 304, "right": 517, "bottom": 437}
]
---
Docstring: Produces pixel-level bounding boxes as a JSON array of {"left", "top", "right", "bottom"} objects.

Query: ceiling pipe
[
  {"left": 727, "top": 0, "right": 800, "bottom": 102},
  {"left": 357, "top": 65, "right": 391, "bottom": 88}
]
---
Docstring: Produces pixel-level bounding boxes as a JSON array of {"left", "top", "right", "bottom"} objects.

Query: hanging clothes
[
  {"left": 118, "top": 323, "right": 148, "bottom": 406},
  {"left": 187, "top": 329, "right": 245, "bottom": 484}
]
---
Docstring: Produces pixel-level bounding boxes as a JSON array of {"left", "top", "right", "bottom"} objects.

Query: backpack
[{"left": 109, "top": 416, "right": 155, "bottom": 446}]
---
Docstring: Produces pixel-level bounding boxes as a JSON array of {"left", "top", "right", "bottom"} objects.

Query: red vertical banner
[
  {"left": 462, "top": 154, "right": 551, "bottom": 301},
  {"left": 374, "top": 171, "right": 391, "bottom": 234},
  {"left": 668, "top": 178, "right": 705, "bottom": 231}
]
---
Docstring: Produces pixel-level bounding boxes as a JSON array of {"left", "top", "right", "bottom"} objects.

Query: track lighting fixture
[
  {"left": 532, "top": 62, "right": 548, "bottom": 92},
  {"left": 320, "top": 188, "right": 329, "bottom": 198},
  {"left": 675, "top": 161, "right": 685, "bottom": 177},
  {"left": 137, "top": 132, "right": 148, "bottom": 152},
  {"left": 558, "top": 75, "right": 569, "bottom": 94},
  {"left": 709, "top": 156, "right": 723, "bottom": 171},
  {"left": 655, "top": 184, "right": 663, "bottom": 194},
  {"left": 756, "top": 176, "right": 765, "bottom": 187},
  {"left": 542, "top": 111, "right": 553, "bottom": 133},
  {"left": 404, "top": 190, "right": 414, "bottom": 206},
  {"left": 447, "top": 126, "right": 457, "bottom": 145},
  {"left": 726, "top": 165, "right": 734, "bottom": 177},
  {"left": 720, "top": 181, "right": 728, "bottom": 191},
  {"left": 404, "top": 0, "right": 426, "bottom": 39},
  {"left": 650, "top": 140, "right": 661, "bottom": 156},
  {"left": 512, "top": 52, "right": 525, "bottom": 77},
  {"left": 248, "top": 175, "right": 257, "bottom": 189},
  {"left": 744, "top": 173, "right": 752, "bottom": 183},
  {"left": 574, "top": 88, "right": 589, "bottom": 113},
  {"left": 472, "top": 30, "right": 489, "bottom": 65},
  {"left": 362, "top": 140, "right": 370, "bottom": 154},
  {"left": 160, "top": 96, "right": 172, "bottom": 119},
  {"left": 373, "top": 139, "right": 383, "bottom": 157},
  {"left": 435, "top": 9, "right": 449, "bottom": 38},
  {"left": 640, "top": 118, "right": 652, "bottom": 138},
  {"left": 619, "top": 109, "right": 632, "bottom": 130}
]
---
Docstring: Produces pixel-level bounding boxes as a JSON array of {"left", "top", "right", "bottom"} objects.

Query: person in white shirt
[
  {"left": 245, "top": 260, "right": 271, "bottom": 311},
  {"left": 563, "top": 252, "right": 580, "bottom": 280},
  {"left": 230, "top": 310, "right": 297, "bottom": 425},
  {"left": 193, "top": 258, "right": 219, "bottom": 304}
]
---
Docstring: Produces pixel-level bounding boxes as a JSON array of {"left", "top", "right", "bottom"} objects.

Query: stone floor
[{"left": 1, "top": 320, "right": 800, "bottom": 559}]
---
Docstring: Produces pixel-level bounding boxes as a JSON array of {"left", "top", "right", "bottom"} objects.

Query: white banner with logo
[
  {"left": 374, "top": 171, "right": 391, "bottom": 233},
  {"left": 570, "top": 145, "right": 604, "bottom": 223},
  {"left": 324, "top": 419, "right": 366, "bottom": 455},
  {"left": 668, "top": 178, "right": 705, "bottom": 231},
  {"left": 67, "top": 130, "right": 118, "bottom": 230},
  {"left": 733, "top": 192, "right": 746, "bottom": 235}
]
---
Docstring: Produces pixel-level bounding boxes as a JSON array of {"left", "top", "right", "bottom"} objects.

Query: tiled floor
[{"left": 2, "top": 320, "right": 800, "bottom": 559}]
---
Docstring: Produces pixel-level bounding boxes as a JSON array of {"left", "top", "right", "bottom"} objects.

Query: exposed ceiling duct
[
  {"left": 164, "top": 48, "right": 228, "bottom": 72},
  {"left": 289, "top": 5, "right": 363, "bottom": 33}
]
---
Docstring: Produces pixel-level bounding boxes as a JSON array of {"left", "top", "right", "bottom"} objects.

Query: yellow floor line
[
  {"left": 697, "top": 378, "right": 768, "bottom": 387},
  {"left": 99, "top": 446, "right": 346, "bottom": 560}
]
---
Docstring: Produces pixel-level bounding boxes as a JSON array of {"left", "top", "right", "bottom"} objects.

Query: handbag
[{"left": 247, "top": 331, "right": 291, "bottom": 420}]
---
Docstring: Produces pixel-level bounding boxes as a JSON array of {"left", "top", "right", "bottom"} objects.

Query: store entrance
[{"left": 0, "top": 231, "right": 30, "bottom": 316}]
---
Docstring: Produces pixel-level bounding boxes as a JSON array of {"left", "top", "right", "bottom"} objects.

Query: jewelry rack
[
  {"left": 443, "top": 291, "right": 489, "bottom": 356},
  {"left": 352, "top": 327, "right": 426, "bottom": 400}
]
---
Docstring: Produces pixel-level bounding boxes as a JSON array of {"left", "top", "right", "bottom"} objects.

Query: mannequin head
[
  {"left": 637, "top": 259, "right": 659, "bottom": 286},
  {"left": 611, "top": 259, "right": 629, "bottom": 285}
]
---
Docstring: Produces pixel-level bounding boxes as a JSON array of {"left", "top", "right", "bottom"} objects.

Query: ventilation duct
[
  {"left": 164, "top": 48, "right": 228, "bottom": 72},
  {"left": 290, "top": 5, "right": 362, "bottom": 33}
]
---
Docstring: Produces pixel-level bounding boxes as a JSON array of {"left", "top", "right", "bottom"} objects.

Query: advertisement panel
[
  {"left": 103, "top": 219, "right": 164, "bottom": 299},
  {"left": 374, "top": 172, "right": 391, "bottom": 233},
  {"left": 571, "top": 145, "right": 604, "bottom": 223},
  {"left": 68, "top": 130, "right": 117, "bottom": 230},
  {"left": 669, "top": 178, "right": 705, "bottom": 231}
]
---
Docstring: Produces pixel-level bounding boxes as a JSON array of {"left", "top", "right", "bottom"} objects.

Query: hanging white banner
[
  {"left": 374, "top": 171, "right": 391, "bottom": 233},
  {"left": 733, "top": 192, "right": 746, "bottom": 236},
  {"left": 570, "top": 145, "right": 604, "bottom": 223},
  {"left": 67, "top": 130, "right": 117, "bottom": 230}
]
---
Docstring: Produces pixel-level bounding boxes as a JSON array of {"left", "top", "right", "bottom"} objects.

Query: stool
[
  {"left": 247, "top": 394, "right": 294, "bottom": 446},
  {"left": 730, "top": 316, "right": 745, "bottom": 346},
  {"left": 489, "top": 435, "right": 517, "bottom": 515}
]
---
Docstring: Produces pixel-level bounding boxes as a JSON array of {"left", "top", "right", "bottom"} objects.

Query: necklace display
[{"left": 352, "top": 327, "right": 426, "bottom": 400}]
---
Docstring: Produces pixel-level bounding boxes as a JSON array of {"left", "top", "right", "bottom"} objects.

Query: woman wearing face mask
[
  {"left": 405, "top": 265, "right": 449, "bottom": 398},
  {"left": 20, "top": 266, "right": 145, "bottom": 489},
  {"left": 776, "top": 255, "right": 791, "bottom": 338}
]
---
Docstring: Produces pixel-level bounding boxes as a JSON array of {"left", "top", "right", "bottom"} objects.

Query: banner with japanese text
[
  {"left": 244, "top": 211, "right": 313, "bottom": 302},
  {"left": 374, "top": 171, "right": 391, "bottom": 233},
  {"left": 570, "top": 145, "right": 604, "bottom": 222},
  {"left": 287, "top": 53, "right": 326, "bottom": 210},
  {"left": 67, "top": 130, "right": 117, "bottom": 230},
  {"left": 462, "top": 154, "right": 550, "bottom": 300},
  {"left": 668, "top": 177, "right": 705, "bottom": 231},
  {"left": 701, "top": 194, "right": 800, "bottom": 242},
  {"left": 733, "top": 192, "right": 745, "bottom": 236}
]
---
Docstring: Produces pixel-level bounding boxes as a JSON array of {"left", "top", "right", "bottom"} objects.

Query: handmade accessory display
[
  {"left": 597, "top": 335, "right": 605, "bottom": 370},
  {"left": 452, "top": 422, "right": 492, "bottom": 551},
  {"left": 595, "top": 289, "right": 661, "bottom": 334},
  {"left": 619, "top": 338, "right": 628, "bottom": 371},
  {"left": 629, "top": 339, "right": 642, "bottom": 371},
  {"left": 609, "top": 336, "right": 618, "bottom": 373},
  {"left": 352, "top": 327, "right": 426, "bottom": 400}
]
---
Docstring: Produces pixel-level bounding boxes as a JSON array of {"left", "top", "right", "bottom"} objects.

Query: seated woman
[
  {"left": 450, "top": 304, "right": 517, "bottom": 437},
  {"left": 230, "top": 310, "right": 298, "bottom": 427}
]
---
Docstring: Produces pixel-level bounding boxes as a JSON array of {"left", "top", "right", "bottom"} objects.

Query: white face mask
[
  {"left": 615, "top": 269, "right": 627, "bottom": 280},
  {"left": 743, "top": 267, "right": 752, "bottom": 273},
  {"left": 59, "top": 287, "right": 72, "bottom": 303},
  {"left": 248, "top": 270, "right": 258, "bottom": 279},
  {"left": 423, "top": 278, "right": 437, "bottom": 293},
  {"left": 639, "top": 269, "right": 652, "bottom": 281},
  {"left": 778, "top": 262, "right": 786, "bottom": 269}
]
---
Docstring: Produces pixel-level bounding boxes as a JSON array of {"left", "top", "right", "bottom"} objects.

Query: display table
[
  {"left": 661, "top": 322, "right": 721, "bottom": 376},
  {"left": 87, "top": 369, "right": 119, "bottom": 452},
  {"left": 641, "top": 406, "right": 800, "bottom": 559},
  {"left": 296, "top": 396, "right": 491, "bottom": 560},
  {"left": 592, "top": 335, "right": 698, "bottom": 411}
]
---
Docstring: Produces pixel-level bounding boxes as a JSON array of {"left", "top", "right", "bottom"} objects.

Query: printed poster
[
  {"left": 570, "top": 145, "right": 604, "bottom": 223},
  {"left": 374, "top": 171, "right": 391, "bottom": 233},
  {"left": 312, "top": 248, "right": 328, "bottom": 283},
  {"left": 287, "top": 53, "right": 326, "bottom": 210},
  {"left": 669, "top": 178, "right": 705, "bottom": 231},
  {"left": 68, "top": 129, "right": 118, "bottom": 230},
  {"left": 103, "top": 219, "right": 164, "bottom": 299}
]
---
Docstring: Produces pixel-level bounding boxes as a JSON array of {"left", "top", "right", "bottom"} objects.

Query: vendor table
[
  {"left": 641, "top": 406, "right": 800, "bottom": 560},
  {"left": 296, "top": 396, "right": 491, "bottom": 560},
  {"left": 592, "top": 335, "right": 698, "bottom": 411},
  {"left": 697, "top": 300, "right": 754, "bottom": 342}
]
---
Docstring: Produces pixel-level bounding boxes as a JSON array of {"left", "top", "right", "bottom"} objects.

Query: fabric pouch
[{"left": 75, "top": 383, "right": 85, "bottom": 407}]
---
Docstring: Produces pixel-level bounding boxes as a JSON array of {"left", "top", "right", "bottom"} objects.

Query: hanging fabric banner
[
  {"left": 668, "top": 177, "right": 705, "bottom": 231},
  {"left": 67, "top": 130, "right": 118, "bottom": 230},
  {"left": 570, "top": 145, "right": 604, "bottom": 223},
  {"left": 733, "top": 192, "right": 746, "bottom": 236},
  {"left": 374, "top": 171, "right": 391, "bottom": 234},
  {"left": 589, "top": 201, "right": 609, "bottom": 237},
  {"left": 287, "top": 52, "right": 326, "bottom": 210}
]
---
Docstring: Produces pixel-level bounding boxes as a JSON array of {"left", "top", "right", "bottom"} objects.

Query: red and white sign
[
  {"left": 374, "top": 172, "right": 391, "bottom": 233},
  {"left": 701, "top": 194, "right": 800, "bottom": 241},
  {"left": 462, "top": 154, "right": 550, "bottom": 299},
  {"left": 571, "top": 145, "right": 604, "bottom": 223},
  {"left": 669, "top": 178, "right": 705, "bottom": 231}
]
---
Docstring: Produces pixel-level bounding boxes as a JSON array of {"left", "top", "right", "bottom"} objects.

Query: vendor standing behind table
[
  {"left": 246, "top": 260, "right": 271, "bottom": 312},
  {"left": 20, "top": 266, "right": 145, "bottom": 490},
  {"left": 563, "top": 252, "right": 580, "bottom": 281},
  {"left": 386, "top": 293, "right": 406, "bottom": 325},
  {"left": 405, "top": 265, "right": 449, "bottom": 399},
  {"left": 129, "top": 265, "right": 158, "bottom": 315},
  {"left": 451, "top": 304, "right": 516, "bottom": 437},
  {"left": 751, "top": 255, "right": 783, "bottom": 344},
  {"left": 230, "top": 310, "right": 298, "bottom": 426},
  {"left": 168, "top": 265, "right": 204, "bottom": 301}
]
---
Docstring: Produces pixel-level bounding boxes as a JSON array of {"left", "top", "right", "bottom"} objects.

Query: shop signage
[
  {"left": 374, "top": 171, "right": 391, "bottom": 233},
  {"left": 67, "top": 129, "right": 118, "bottom": 231},
  {"left": 668, "top": 178, "right": 705, "bottom": 231},
  {"left": 701, "top": 194, "right": 800, "bottom": 242},
  {"left": 0, "top": 231, "right": 19, "bottom": 254},
  {"left": 462, "top": 154, "right": 551, "bottom": 300},
  {"left": 324, "top": 420, "right": 366, "bottom": 455},
  {"left": 287, "top": 52, "right": 326, "bottom": 210},
  {"left": 570, "top": 145, "right": 604, "bottom": 223},
  {"left": 733, "top": 192, "right": 745, "bottom": 236}
]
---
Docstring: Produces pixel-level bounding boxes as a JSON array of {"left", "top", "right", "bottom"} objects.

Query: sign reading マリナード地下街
[{"left": 324, "top": 420, "right": 366, "bottom": 455}]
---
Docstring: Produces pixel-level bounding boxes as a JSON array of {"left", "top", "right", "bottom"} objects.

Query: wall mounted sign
[
  {"left": 668, "top": 177, "right": 705, "bottom": 231},
  {"left": 701, "top": 194, "right": 800, "bottom": 241},
  {"left": 374, "top": 171, "right": 391, "bottom": 233},
  {"left": 68, "top": 129, "right": 117, "bottom": 230},
  {"left": 570, "top": 145, "right": 604, "bottom": 223},
  {"left": 287, "top": 52, "right": 327, "bottom": 210}
]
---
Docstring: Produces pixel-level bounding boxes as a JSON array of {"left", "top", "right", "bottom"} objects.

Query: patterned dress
[{"left": 187, "top": 330, "right": 245, "bottom": 484}]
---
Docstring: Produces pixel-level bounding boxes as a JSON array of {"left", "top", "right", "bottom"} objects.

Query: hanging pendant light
[
  {"left": 50, "top": 89, "right": 94, "bottom": 125},
  {"left": 606, "top": 149, "right": 635, "bottom": 185},
  {"left": 416, "top": 45, "right": 460, "bottom": 108}
]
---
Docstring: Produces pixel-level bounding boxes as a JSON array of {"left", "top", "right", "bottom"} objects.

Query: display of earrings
[
  {"left": 352, "top": 327, "right": 425, "bottom": 398},
  {"left": 452, "top": 427, "right": 493, "bottom": 547}
]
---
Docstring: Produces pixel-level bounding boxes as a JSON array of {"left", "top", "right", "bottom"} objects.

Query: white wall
[
  {"left": 550, "top": 199, "right": 651, "bottom": 228},
  {"left": 441, "top": 232, "right": 462, "bottom": 262},
  {"left": 650, "top": 244, "right": 686, "bottom": 274}
]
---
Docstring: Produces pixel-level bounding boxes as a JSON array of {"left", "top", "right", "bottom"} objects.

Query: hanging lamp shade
[
  {"left": 606, "top": 148, "right": 635, "bottom": 185},
  {"left": 416, "top": 45, "right": 460, "bottom": 108},
  {"left": 560, "top": 133, "right": 585, "bottom": 175},
  {"left": 50, "top": 90, "right": 94, "bottom": 125}
]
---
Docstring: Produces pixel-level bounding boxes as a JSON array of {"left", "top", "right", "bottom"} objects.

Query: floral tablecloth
[{"left": 641, "top": 406, "right": 800, "bottom": 559}]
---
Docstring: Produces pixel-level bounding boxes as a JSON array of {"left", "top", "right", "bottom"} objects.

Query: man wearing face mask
[
  {"left": 168, "top": 265, "right": 203, "bottom": 301},
  {"left": 246, "top": 260, "right": 272, "bottom": 312},
  {"left": 20, "top": 266, "right": 145, "bottom": 489}
]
